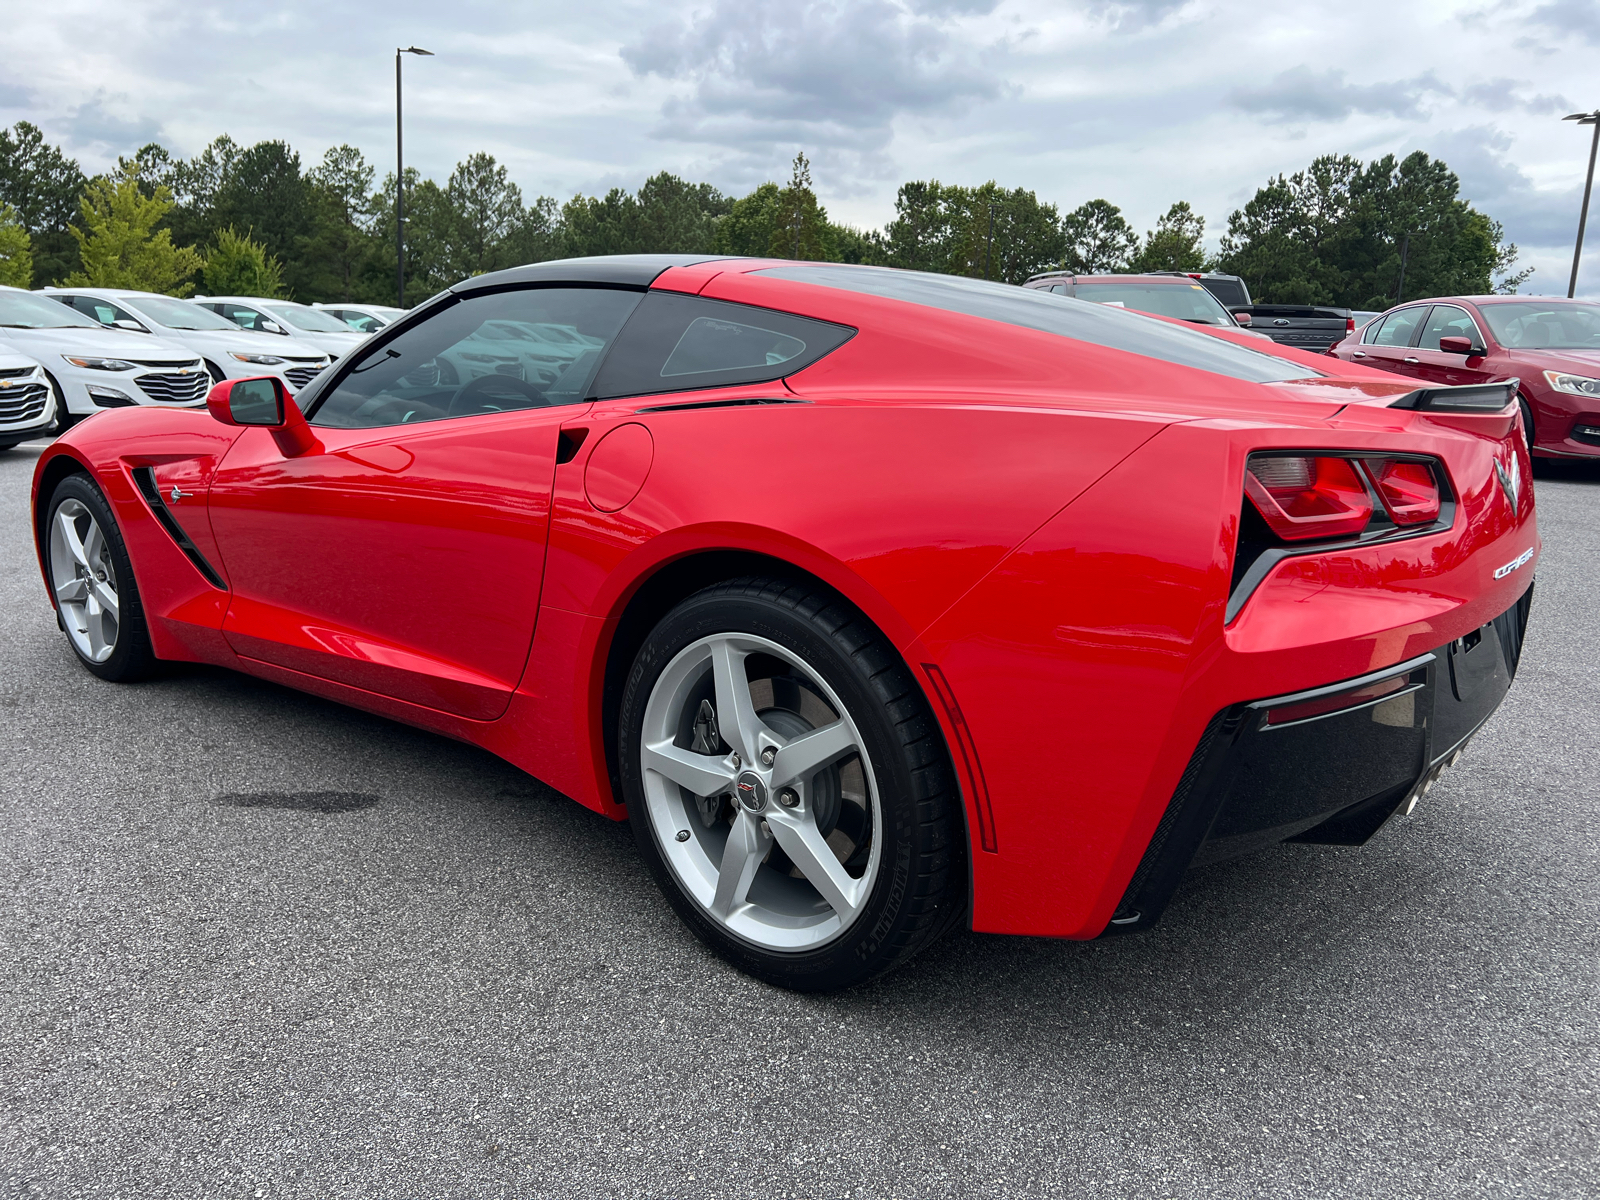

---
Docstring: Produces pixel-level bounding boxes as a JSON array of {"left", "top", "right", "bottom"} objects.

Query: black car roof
[{"left": 452, "top": 254, "right": 738, "bottom": 294}]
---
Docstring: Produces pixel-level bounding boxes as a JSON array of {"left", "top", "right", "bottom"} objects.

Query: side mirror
[
  {"left": 1232, "top": 311, "right": 1253, "bottom": 326},
  {"left": 112, "top": 319, "right": 147, "bottom": 333},
  {"left": 261, "top": 320, "right": 285, "bottom": 334},
  {"left": 1437, "top": 335, "right": 1485, "bottom": 356},
  {"left": 205, "top": 376, "right": 320, "bottom": 456}
]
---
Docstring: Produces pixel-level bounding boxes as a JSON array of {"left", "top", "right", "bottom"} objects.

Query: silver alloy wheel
[
  {"left": 639, "top": 633, "right": 882, "bottom": 952},
  {"left": 49, "top": 498, "right": 120, "bottom": 663}
]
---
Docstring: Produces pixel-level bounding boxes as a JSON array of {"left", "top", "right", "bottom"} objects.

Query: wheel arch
[{"left": 595, "top": 547, "right": 976, "bottom": 909}]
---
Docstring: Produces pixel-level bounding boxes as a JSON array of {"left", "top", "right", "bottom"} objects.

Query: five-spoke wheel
[
  {"left": 45, "top": 473, "right": 156, "bottom": 682},
  {"left": 619, "top": 577, "right": 964, "bottom": 991}
]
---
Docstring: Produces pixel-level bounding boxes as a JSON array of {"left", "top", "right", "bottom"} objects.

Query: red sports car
[
  {"left": 1327, "top": 295, "right": 1600, "bottom": 459},
  {"left": 32, "top": 256, "right": 1538, "bottom": 991}
]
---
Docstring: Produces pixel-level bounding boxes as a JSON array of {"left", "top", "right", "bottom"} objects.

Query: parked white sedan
[
  {"left": 40, "top": 288, "right": 330, "bottom": 394},
  {"left": 0, "top": 286, "right": 206, "bottom": 426},
  {"left": 313, "top": 302, "right": 407, "bottom": 333},
  {"left": 0, "top": 342, "right": 59, "bottom": 450},
  {"left": 193, "top": 296, "right": 368, "bottom": 360}
]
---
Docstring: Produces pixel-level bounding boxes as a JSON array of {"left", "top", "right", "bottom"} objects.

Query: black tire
[
  {"left": 1519, "top": 395, "right": 1536, "bottom": 451},
  {"left": 618, "top": 576, "right": 966, "bottom": 992},
  {"left": 203, "top": 359, "right": 225, "bottom": 386},
  {"left": 44, "top": 472, "right": 159, "bottom": 682},
  {"left": 40, "top": 370, "right": 74, "bottom": 437}
]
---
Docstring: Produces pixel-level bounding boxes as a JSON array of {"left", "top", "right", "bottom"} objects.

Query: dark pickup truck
[{"left": 1229, "top": 304, "right": 1354, "bottom": 352}]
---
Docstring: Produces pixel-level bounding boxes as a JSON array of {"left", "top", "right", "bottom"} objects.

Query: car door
[
  {"left": 204, "top": 285, "right": 644, "bottom": 720},
  {"left": 1346, "top": 305, "right": 1429, "bottom": 378},
  {"left": 1407, "top": 304, "right": 1497, "bottom": 388}
]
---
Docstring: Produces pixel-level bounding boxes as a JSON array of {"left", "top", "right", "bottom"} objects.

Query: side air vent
[{"left": 129, "top": 466, "right": 227, "bottom": 590}]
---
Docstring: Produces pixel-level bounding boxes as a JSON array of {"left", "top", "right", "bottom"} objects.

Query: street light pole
[
  {"left": 1564, "top": 110, "right": 1600, "bottom": 299},
  {"left": 395, "top": 45, "right": 434, "bottom": 308}
]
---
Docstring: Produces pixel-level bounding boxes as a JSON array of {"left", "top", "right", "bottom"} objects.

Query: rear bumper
[{"left": 1103, "top": 581, "right": 1534, "bottom": 935}]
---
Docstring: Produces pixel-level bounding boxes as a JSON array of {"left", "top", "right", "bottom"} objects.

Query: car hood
[
  {"left": 0, "top": 340, "right": 39, "bottom": 370},
  {"left": 279, "top": 329, "right": 366, "bottom": 355},
  {"left": 1511, "top": 348, "right": 1600, "bottom": 375},
  {"left": 0, "top": 325, "right": 197, "bottom": 362},
  {"left": 157, "top": 328, "right": 327, "bottom": 359}
]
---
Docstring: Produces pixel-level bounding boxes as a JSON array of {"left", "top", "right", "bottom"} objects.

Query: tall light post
[
  {"left": 396, "top": 45, "right": 434, "bottom": 308},
  {"left": 1564, "top": 109, "right": 1599, "bottom": 299}
]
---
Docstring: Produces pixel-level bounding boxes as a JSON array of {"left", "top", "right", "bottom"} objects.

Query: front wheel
[
  {"left": 45, "top": 473, "right": 158, "bottom": 681},
  {"left": 618, "top": 577, "right": 965, "bottom": 992},
  {"left": 1519, "top": 396, "right": 1536, "bottom": 451}
]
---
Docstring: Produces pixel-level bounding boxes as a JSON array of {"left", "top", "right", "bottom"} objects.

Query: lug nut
[
  {"left": 730, "top": 753, "right": 741, "bottom": 769},
  {"left": 675, "top": 829, "right": 690, "bottom": 842},
  {"left": 778, "top": 788, "right": 799, "bottom": 808},
  {"left": 761, "top": 747, "right": 776, "bottom": 767}
]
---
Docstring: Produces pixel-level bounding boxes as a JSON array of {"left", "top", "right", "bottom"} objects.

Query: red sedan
[
  {"left": 32, "top": 257, "right": 1537, "bottom": 991},
  {"left": 1328, "top": 296, "right": 1600, "bottom": 459}
]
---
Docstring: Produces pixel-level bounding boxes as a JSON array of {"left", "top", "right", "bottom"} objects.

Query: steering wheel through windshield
[{"left": 445, "top": 373, "right": 550, "bottom": 417}]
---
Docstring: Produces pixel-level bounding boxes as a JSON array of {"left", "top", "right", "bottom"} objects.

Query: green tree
[
  {"left": 166, "top": 134, "right": 241, "bottom": 249},
  {"left": 1061, "top": 199, "right": 1139, "bottom": 272},
  {"left": 202, "top": 226, "right": 285, "bottom": 298},
  {"left": 0, "top": 121, "right": 87, "bottom": 284},
  {"left": 445, "top": 152, "right": 524, "bottom": 277},
  {"left": 1217, "top": 152, "right": 1529, "bottom": 307},
  {"left": 880, "top": 180, "right": 953, "bottom": 272},
  {"left": 65, "top": 168, "right": 203, "bottom": 294},
  {"left": 768, "top": 153, "right": 830, "bottom": 260},
  {"left": 304, "top": 144, "right": 377, "bottom": 301},
  {"left": 714, "top": 183, "right": 783, "bottom": 257},
  {"left": 562, "top": 187, "right": 640, "bottom": 258},
  {"left": 212, "top": 140, "right": 313, "bottom": 295},
  {"left": 634, "top": 171, "right": 729, "bottom": 253},
  {"left": 1129, "top": 202, "right": 1208, "bottom": 273},
  {"left": 500, "top": 195, "right": 566, "bottom": 269},
  {"left": 0, "top": 204, "right": 32, "bottom": 288}
]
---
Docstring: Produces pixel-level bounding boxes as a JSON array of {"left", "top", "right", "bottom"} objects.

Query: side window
[
  {"left": 590, "top": 293, "right": 854, "bottom": 400},
  {"left": 57, "top": 296, "right": 113, "bottom": 326},
  {"left": 1417, "top": 305, "right": 1481, "bottom": 351},
  {"left": 1369, "top": 307, "right": 1426, "bottom": 347},
  {"left": 307, "top": 286, "right": 643, "bottom": 429}
]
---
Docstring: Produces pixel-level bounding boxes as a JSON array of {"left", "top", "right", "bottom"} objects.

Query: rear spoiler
[{"left": 1388, "top": 379, "right": 1519, "bottom": 413}]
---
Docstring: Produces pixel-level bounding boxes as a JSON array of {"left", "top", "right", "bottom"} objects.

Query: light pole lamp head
[
  {"left": 399, "top": 45, "right": 434, "bottom": 56},
  {"left": 1564, "top": 111, "right": 1600, "bottom": 125}
]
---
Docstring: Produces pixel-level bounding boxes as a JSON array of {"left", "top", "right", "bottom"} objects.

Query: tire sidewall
[
  {"left": 619, "top": 587, "right": 924, "bottom": 991},
  {"left": 46, "top": 472, "right": 153, "bottom": 682}
]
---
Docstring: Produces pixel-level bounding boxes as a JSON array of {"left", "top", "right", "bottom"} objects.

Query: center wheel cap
[{"left": 735, "top": 772, "right": 768, "bottom": 812}]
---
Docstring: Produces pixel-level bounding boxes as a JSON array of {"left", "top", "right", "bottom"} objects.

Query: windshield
[
  {"left": 264, "top": 303, "right": 356, "bottom": 334},
  {"left": 1478, "top": 301, "right": 1600, "bottom": 350},
  {"left": 1074, "top": 282, "right": 1235, "bottom": 325},
  {"left": 756, "top": 265, "right": 1323, "bottom": 384},
  {"left": 123, "top": 295, "right": 239, "bottom": 331},
  {"left": 0, "top": 291, "right": 101, "bottom": 329}
]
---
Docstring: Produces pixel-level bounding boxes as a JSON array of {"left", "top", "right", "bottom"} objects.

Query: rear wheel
[
  {"left": 618, "top": 577, "right": 965, "bottom": 991},
  {"left": 45, "top": 473, "right": 158, "bottom": 682}
]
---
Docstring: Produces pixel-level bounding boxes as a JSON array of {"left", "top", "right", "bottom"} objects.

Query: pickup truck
[{"left": 1228, "top": 304, "right": 1355, "bottom": 352}]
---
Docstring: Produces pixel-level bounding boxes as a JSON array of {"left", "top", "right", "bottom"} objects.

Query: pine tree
[
  {"left": 768, "top": 153, "right": 828, "bottom": 261},
  {"left": 202, "top": 227, "right": 285, "bottom": 298},
  {"left": 0, "top": 203, "right": 32, "bottom": 288},
  {"left": 64, "top": 166, "right": 203, "bottom": 294}
]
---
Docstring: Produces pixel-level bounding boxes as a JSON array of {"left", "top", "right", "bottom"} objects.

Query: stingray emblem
[{"left": 1494, "top": 452, "right": 1521, "bottom": 517}]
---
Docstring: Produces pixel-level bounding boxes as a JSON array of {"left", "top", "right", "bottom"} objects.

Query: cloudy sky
[{"left": 3, "top": 0, "right": 1596, "bottom": 293}]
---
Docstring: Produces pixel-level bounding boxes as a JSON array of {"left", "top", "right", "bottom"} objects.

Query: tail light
[
  {"left": 1243, "top": 454, "right": 1444, "bottom": 542},
  {"left": 1244, "top": 456, "right": 1373, "bottom": 540},
  {"left": 1364, "top": 458, "right": 1440, "bottom": 525},
  {"left": 1346, "top": 316, "right": 1356, "bottom": 334}
]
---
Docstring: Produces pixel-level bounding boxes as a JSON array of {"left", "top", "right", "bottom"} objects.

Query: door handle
[
  {"left": 1351, "top": 351, "right": 1367, "bottom": 358},
  {"left": 1404, "top": 357, "right": 1419, "bottom": 363}
]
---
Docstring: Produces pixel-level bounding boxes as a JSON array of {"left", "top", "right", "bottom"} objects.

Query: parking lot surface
[{"left": 1, "top": 440, "right": 1596, "bottom": 1200}]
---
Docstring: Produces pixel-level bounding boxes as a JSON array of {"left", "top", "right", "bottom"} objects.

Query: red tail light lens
[
  {"left": 1364, "top": 458, "right": 1441, "bottom": 526},
  {"left": 1244, "top": 455, "right": 1374, "bottom": 540},
  {"left": 1346, "top": 316, "right": 1356, "bottom": 334}
]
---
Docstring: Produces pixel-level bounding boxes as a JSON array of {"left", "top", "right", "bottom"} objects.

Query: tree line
[{"left": 0, "top": 119, "right": 1530, "bottom": 310}]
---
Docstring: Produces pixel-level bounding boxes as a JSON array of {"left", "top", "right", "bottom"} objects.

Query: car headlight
[
  {"left": 64, "top": 356, "right": 137, "bottom": 371},
  {"left": 1544, "top": 370, "right": 1600, "bottom": 397},
  {"left": 230, "top": 353, "right": 287, "bottom": 365}
]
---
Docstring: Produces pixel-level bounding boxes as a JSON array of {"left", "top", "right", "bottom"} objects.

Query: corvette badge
[{"left": 1493, "top": 548, "right": 1533, "bottom": 580}]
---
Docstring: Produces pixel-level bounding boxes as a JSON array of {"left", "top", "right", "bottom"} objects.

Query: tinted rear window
[
  {"left": 591, "top": 292, "right": 854, "bottom": 399},
  {"left": 754, "top": 265, "right": 1322, "bottom": 384},
  {"left": 1199, "top": 277, "right": 1250, "bottom": 307}
]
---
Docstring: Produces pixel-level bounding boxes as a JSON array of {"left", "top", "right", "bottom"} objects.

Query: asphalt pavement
[{"left": 1, "top": 439, "right": 1596, "bottom": 1200}]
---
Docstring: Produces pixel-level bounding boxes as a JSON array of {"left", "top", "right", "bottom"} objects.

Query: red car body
[
  {"left": 1328, "top": 295, "right": 1600, "bottom": 459},
  {"left": 32, "top": 257, "right": 1538, "bottom": 943}
]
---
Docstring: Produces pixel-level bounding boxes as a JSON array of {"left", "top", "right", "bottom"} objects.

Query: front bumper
[{"left": 1105, "top": 582, "right": 1534, "bottom": 935}]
